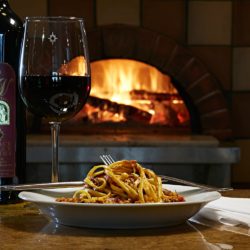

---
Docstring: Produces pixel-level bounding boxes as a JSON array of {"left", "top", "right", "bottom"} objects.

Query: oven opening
[{"left": 85, "top": 59, "right": 190, "bottom": 127}]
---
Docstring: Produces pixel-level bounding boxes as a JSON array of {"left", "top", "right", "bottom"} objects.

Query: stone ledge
[{"left": 27, "top": 134, "right": 219, "bottom": 147}]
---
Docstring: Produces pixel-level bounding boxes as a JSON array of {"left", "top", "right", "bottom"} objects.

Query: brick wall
[{"left": 9, "top": 0, "right": 250, "bottom": 186}]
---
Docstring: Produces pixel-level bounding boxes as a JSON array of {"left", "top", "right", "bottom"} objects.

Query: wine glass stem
[{"left": 50, "top": 121, "right": 61, "bottom": 183}]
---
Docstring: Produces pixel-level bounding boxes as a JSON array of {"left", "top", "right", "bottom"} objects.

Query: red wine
[
  {"left": 21, "top": 75, "right": 91, "bottom": 122},
  {"left": 0, "top": 0, "right": 26, "bottom": 203}
]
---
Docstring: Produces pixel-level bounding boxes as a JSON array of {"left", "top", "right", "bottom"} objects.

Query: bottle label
[{"left": 0, "top": 63, "right": 16, "bottom": 177}]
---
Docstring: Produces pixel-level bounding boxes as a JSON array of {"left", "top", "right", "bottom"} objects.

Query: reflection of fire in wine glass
[{"left": 19, "top": 17, "right": 91, "bottom": 182}]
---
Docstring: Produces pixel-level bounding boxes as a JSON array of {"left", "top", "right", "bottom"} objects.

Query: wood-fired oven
[{"left": 29, "top": 24, "right": 231, "bottom": 139}]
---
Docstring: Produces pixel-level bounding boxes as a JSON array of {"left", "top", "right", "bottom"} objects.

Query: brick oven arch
[{"left": 87, "top": 24, "right": 232, "bottom": 140}]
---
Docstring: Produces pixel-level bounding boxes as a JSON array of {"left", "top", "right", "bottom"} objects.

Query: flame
[{"left": 91, "top": 59, "right": 176, "bottom": 103}]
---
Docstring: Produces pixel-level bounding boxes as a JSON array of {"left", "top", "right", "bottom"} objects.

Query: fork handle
[{"left": 160, "top": 175, "right": 233, "bottom": 192}]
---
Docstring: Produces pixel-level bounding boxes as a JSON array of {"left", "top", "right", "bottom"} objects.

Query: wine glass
[{"left": 19, "top": 17, "right": 91, "bottom": 182}]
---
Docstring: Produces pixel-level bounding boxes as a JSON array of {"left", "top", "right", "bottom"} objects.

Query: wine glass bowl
[
  {"left": 19, "top": 17, "right": 91, "bottom": 182},
  {"left": 21, "top": 65, "right": 90, "bottom": 122}
]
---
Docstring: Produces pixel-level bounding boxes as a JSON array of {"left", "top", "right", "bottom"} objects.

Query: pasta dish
[{"left": 56, "top": 160, "right": 185, "bottom": 204}]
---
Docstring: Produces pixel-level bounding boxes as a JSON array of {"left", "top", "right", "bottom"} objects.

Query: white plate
[{"left": 18, "top": 184, "right": 221, "bottom": 229}]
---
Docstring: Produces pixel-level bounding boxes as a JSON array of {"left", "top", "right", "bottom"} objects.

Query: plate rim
[{"left": 18, "top": 184, "right": 221, "bottom": 208}]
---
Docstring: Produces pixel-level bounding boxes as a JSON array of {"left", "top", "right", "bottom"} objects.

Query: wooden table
[{"left": 1, "top": 190, "right": 250, "bottom": 250}]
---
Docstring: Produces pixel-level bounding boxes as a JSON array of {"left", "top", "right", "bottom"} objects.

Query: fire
[
  {"left": 86, "top": 59, "right": 189, "bottom": 126},
  {"left": 62, "top": 58, "right": 190, "bottom": 127}
]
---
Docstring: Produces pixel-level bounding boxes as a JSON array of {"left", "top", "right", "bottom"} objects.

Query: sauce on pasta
[{"left": 56, "top": 160, "right": 185, "bottom": 204}]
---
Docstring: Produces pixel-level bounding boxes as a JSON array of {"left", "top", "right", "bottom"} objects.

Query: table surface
[{"left": 1, "top": 190, "right": 250, "bottom": 250}]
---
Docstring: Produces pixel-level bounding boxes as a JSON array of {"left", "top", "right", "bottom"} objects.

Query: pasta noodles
[{"left": 56, "top": 160, "right": 185, "bottom": 204}]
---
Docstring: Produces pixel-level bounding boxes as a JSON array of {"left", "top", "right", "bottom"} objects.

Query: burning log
[
  {"left": 130, "top": 90, "right": 181, "bottom": 101},
  {"left": 87, "top": 96, "right": 152, "bottom": 123}
]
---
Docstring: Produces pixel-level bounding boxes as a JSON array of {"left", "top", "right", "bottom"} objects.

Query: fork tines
[{"left": 100, "top": 155, "right": 115, "bottom": 165}]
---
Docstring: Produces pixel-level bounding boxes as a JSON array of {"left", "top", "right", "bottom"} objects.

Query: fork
[{"left": 99, "top": 154, "right": 233, "bottom": 192}]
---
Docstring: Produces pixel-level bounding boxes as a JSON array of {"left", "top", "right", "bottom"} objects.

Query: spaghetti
[{"left": 56, "top": 160, "right": 185, "bottom": 204}]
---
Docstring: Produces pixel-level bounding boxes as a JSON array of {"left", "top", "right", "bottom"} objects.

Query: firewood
[
  {"left": 87, "top": 96, "right": 152, "bottom": 123},
  {"left": 130, "top": 90, "right": 181, "bottom": 101}
]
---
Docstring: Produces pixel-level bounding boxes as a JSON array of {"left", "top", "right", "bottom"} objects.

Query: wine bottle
[{"left": 0, "top": 0, "right": 26, "bottom": 203}]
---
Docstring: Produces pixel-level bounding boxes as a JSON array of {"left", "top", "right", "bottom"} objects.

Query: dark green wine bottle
[{"left": 0, "top": 0, "right": 26, "bottom": 204}]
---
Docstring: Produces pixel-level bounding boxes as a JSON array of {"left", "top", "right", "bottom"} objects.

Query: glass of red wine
[{"left": 19, "top": 17, "right": 91, "bottom": 182}]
